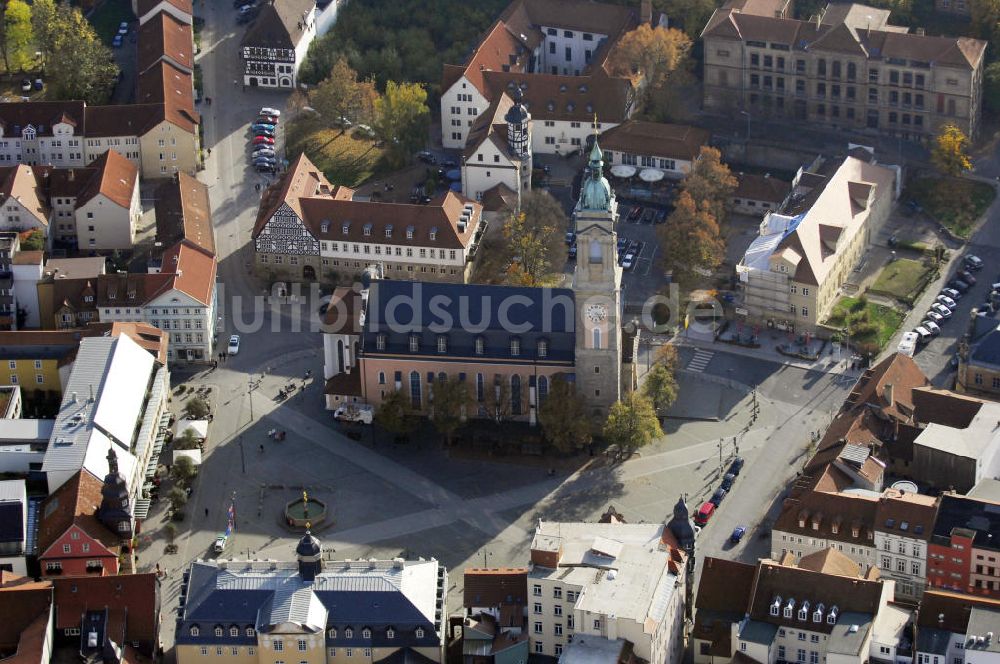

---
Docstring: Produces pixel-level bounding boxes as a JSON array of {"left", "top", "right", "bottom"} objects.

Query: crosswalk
[{"left": 686, "top": 349, "right": 714, "bottom": 373}]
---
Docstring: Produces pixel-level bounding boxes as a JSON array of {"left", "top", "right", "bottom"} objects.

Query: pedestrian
[{"left": 205, "top": 507, "right": 209, "bottom": 517}]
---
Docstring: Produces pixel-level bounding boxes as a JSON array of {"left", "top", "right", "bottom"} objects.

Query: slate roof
[
  {"left": 0, "top": 101, "right": 86, "bottom": 137},
  {"left": 242, "top": 0, "right": 316, "bottom": 50},
  {"left": 361, "top": 280, "right": 576, "bottom": 364}
]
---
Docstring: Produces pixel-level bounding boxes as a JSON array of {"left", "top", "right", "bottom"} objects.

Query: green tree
[
  {"left": 602, "top": 392, "right": 662, "bottom": 455},
  {"left": 643, "top": 362, "right": 678, "bottom": 413},
  {"left": 1, "top": 0, "right": 34, "bottom": 73},
  {"left": 683, "top": 146, "right": 738, "bottom": 224},
  {"left": 173, "top": 428, "right": 201, "bottom": 450},
  {"left": 984, "top": 62, "right": 1000, "bottom": 117},
  {"left": 429, "top": 377, "right": 472, "bottom": 445},
  {"left": 537, "top": 376, "right": 592, "bottom": 453},
  {"left": 484, "top": 376, "right": 511, "bottom": 424},
  {"left": 931, "top": 124, "right": 972, "bottom": 177},
  {"left": 374, "top": 80, "right": 430, "bottom": 168},
  {"left": 171, "top": 455, "right": 197, "bottom": 484},
  {"left": 166, "top": 486, "right": 188, "bottom": 513},
  {"left": 44, "top": 3, "right": 118, "bottom": 103},
  {"left": 30, "top": 0, "right": 57, "bottom": 61},
  {"left": 502, "top": 190, "right": 567, "bottom": 286},
  {"left": 310, "top": 55, "right": 362, "bottom": 129},
  {"left": 184, "top": 396, "right": 210, "bottom": 420},
  {"left": 20, "top": 229, "right": 43, "bottom": 250},
  {"left": 971, "top": 0, "right": 1000, "bottom": 44},
  {"left": 657, "top": 190, "right": 725, "bottom": 287},
  {"left": 374, "top": 389, "right": 418, "bottom": 441}
]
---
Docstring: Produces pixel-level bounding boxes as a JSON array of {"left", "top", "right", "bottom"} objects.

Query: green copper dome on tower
[{"left": 578, "top": 131, "right": 612, "bottom": 212}]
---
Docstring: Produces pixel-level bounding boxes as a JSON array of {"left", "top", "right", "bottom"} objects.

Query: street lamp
[{"left": 740, "top": 110, "right": 751, "bottom": 142}]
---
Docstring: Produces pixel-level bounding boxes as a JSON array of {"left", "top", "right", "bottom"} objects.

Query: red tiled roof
[
  {"left": 77, "top": 150, "right": 138, "bottom": 210},
  {"left": 137, "top": 11, "right": 193, "bottom": 74},
  {"left": 36, "top": 470, "right": 120, "bottom": 558},
  {"left": 464, "top": 568, "right": 528, "bottom": 609},
  {"left": 52, "top": 574, "right": 159, "bottom": 654},
  {"left": 0, "top": 575, "right": 51, "bottom": 655},
  {"left": 733, "top": 172, "right": 791, "bottom": 204},
  {"left": 600, "top": 121, "right": 710, "bottom": 162},
  {"left": 136, "top": 0, "right": 193, "bottom": 18},
  {"left": 155, "top": 172, "right": 215, "bottom": 254},
  {"left": 159, "top": 240, "right": 217, "bottom": 306}
]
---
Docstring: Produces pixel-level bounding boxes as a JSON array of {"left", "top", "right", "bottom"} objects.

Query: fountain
[{"left": 284, "top": 489, "right": 328, "bottom": 529}]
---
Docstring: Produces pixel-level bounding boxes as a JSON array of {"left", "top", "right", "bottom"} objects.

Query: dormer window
[
  {"left": 406, "top": 226, "right": 414, "bottom": 239},
  {"left": 409, "top": 335, "right": 419, "bottom": 352},
  {"left": 429, "top": 227, "right": 437, "bottom": 241},
  {"left": 321, "top": 220, "right": 330, "bottom": 233},
  {"left": 229, "top": 627, "right": 238, "bottom": 637},
  {"left": 769, "top": 596, "right": 781, "bottom": 617},
  {"left": 827, "top": 606, "right": 839, "bottom": 625},
  {"left": 362, "top": 629, "right": 371, "bottom": 639},
  {"left": 23, "top": 127, "right": 35, "bottom": 140},
  {"left": 415, "top": 628, "right": 424, "bottom": 639},
  {"left": 437, "top": 335, "right": 447, "bottom": 353},
  {"left": 342, "top": 223, "right": 349, "bottom": 235},
  {"left": 376, "top": 334, "right": 386, "bottom": 351},
  {"left": 190, "top": 626, "right": 200, "bottom": 637},
  {"left": 538, "top": 339, "right": 548, "bottom": 358},
  {"left": 246, "top": 628, "right": 255, "bottom": 637},
  {"left": 215, "top": 627, "right": 223, "bottom": 637},
  {"left": 783, "top": 599, "right": 795, "bottom": 619},
  {"left": 510, "top": 338, "right": 520, "bottom": 356},
  {"left": 328, "top": 629, "right": 336, "bottom": 638},
  {"left": 345, "top": 628, "right": 353, "bottom": 639},
  {"left": 475, "top": 337, "right": 484, "bottom": 355},
  {"left": 84, "top": 295, "right": 93, "bottom": 303},
  {"left": 813, "top": 604, "right": 824, "bottom": 623},
  {"left": 385, "top": 225, "right": 393, "bottom": 238},
  {"left": 798, "top": 601, "right": 809, "bottom": 621},
  {"left": 363, "top": 223, "right": 372, "bottom": 236}
]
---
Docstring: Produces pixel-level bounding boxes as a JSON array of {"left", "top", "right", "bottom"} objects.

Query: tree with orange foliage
[
  {"left": 608, "top": 24, "right": 691, "bottom": 118},
  {"left": 657, "top": 190, "right": 725, "bottom": 287}
]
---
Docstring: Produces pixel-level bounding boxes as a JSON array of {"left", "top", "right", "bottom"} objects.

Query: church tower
[
  {"left": 573, "top": 129, "right": 622, "bottom": 415},
  {"left": 504, "top": 86, "right": 533, "bottom": 203},
  {"left": 97, "top": 447, "right": 133, "bottom": 539}
]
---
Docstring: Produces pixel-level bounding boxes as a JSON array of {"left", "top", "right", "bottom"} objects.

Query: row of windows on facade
[
  {"left": 387, "top": 371, "right": 549, "bottom": 412},
  {"left": 763, "top": 645, "right": 823, "bottom": 664},
  {"left": 737, "top": 50, "right": 947, "bottom": 86},
  {"left": 747, "top": 74, "right": 934, "bottom": 109},
  {"left": 8, "top": 373, "right": 47, "bottom": 385},
  {"left": 261, "top": 254, "right": 462, "bottom": 276},
  {"left": 198, "top": 649, "right": 386, "bottom": 659},
  {"left": 189, "top": 626, "right": 423, "bottom": 640},
  {"left": 607, "top": 152, "right": 677, "bottom": 170},
  {"left": 971, "top": 373, "right": 1000, "bottom": 389},
  {"left": 546, "top": 41, "right": 593, "bottom": 63},
  {"left": 743, "top": 93, "right": 943, "bottom": 126},
  {"left": 377, "top": 334, "right": 552, "bottom": 357},
  {"left": 44, "top": 560, "right": 105, "bottom": 571},
  {"left": 533, "top": 616, "right": 590, "bottom": 635},
  {"left": 880, "top": 555, "right": 922, "bottom": 576},
  {"left": 319, "top": 242, "right": 459, "bottom": 261}
]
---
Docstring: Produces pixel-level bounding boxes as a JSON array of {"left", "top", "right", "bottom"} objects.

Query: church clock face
[{"left": 586, "top": 304, "right": 607, "bottom": 324}]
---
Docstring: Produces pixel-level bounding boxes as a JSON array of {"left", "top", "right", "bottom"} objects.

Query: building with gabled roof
[
  {"left": 737, "top": 153, "right": 897, "bottom": 334},
  {"left": 439, "top": 0, "right": 645, "bottom": 152},
  {"left": 253, "top": 154, "right": 485, "bottom": 284},
  {"left": 0, "top": 572, "right": 53, "bottom": 664},
  {"left": 155, "top": 172, "right": 215, "bottom": 255},
  {"left": 239, "top": 0, "right": 340, "bottom": 89},
  {"left": 928, "top": 493, "right": 1000, "bottom": 598},
  {"left": 916, "top": 591, "right": 1000, "bottom": 664},
  {"left": 700, "top": 0, "right": 986, "bottom": 141},
  {"left": 134, "top": 0, "right": 192, "bottom": 24},
  {"left": 137, "top": 11, "right": 193, "bottom": 75},
  {"left": 175, "top": 533, "right": 447, "bottom": 664},
  {"left": 694, "top": 550, "right": 906, "bottom": 664}
]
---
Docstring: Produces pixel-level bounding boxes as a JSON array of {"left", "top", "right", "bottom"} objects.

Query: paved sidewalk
[{"left": 673, "top": 333, "right": 854, "bottom": 376}]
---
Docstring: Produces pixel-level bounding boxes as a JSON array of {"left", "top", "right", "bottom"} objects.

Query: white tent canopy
[
  {"left": 174, "top": 419, "right": 209, "bottom": 440},
  {"left": 639, "top": 168, "right": 665, "bottom": 182},
  {"left": 610, "top": 164, "right": 637, "bottom": 178},
  {"left": 173, "top": 449, "right": 202, "bottom": 466}
]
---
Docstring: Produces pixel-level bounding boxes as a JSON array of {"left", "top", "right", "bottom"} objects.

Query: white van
[{"left": 914, "top": 327, "right": 933, "bottom": 345}]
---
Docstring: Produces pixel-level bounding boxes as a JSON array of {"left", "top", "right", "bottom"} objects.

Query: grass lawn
[
  {"left": 908, "top": 177, "right": 996, "bottom": 239},
  {"left": 825, "top": 296, "right": 904, "bottom": 354},
  {"left": 869, "top": 258, "right": 935, "bottom": 303},
  {"left": 88, "top": 0, "right": 136, "bottom": 46},
  {"left": 285, "top": 116, "right": 385, "bottom": 187}
]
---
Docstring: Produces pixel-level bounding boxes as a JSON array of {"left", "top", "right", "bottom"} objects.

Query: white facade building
[{"left": 528, "top": 521, "right": 687, "bottom": 664}]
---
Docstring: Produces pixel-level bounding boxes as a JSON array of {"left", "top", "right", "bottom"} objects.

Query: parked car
[
  {"left": 728, "top": 456, "right": 745, "bottom": 476},
  {"left": 925, "top": 310, "right": 944, "bottom": 324},
  {"left": 251, "top": 122, "right": 275, "bottom": 132},
  {"left": 252, "top": 135, "right": 275, "bottom": 145},
  {"left": 255, "top": 164, "right": 276, "bottom": 173},
  {"left": 257, "top": 114, "right": 278, "bottom": 125},
  {"left": 937, "top": 294, "right": 957, "bottom": 309},
  {"left": 959, "top": 270, "right": 977, "bottom": 285},
  {"left": 260, "top": 107, "right": 281, "bottom": 117},
  {"left": 941, "top": 288, "right": 961, "bottom": 301},
  {"left": 565, "top": 231, "right": 575, "bottom": 245},
  {"left": 721, "top": 472, "right": 736, "bottom": 491},
  {"left": 949, "top": 279, "right": 970, "bottom": 293},
  {"left": 694, "top": 501, "right": 716, "bottom": 526},
  {"left": 628, "top": 206, "right": 642, "bottom": 221},
  {"left": 213, "top": 534, "right": 228, "bottom": 554},
  {"left": 922, "top": 320, "right": 941, "bottom": 335},
  {"left": 227, "top": 335, "right": 241, "bottom": 355},
  {"left": 118, "top": 21, "right": 129, "bottom": 35},
  {"left": 914, "top": 327, "right": 932, "bottom": 345},
  {"left": 931, "top": 303, "right": 953, "bottom": 318},
  {"left": 442, "top": 159, "right": 458, "bottom": 168},
  {"left": 20, "top": 78, "right": 31, "bottom": 92},
  {"left": 642, "top": 208, "right": 656, "bottom": 224},
  {"left": 709, "top": 487, "right": 728, "bottom": 507},
  {"left": 568, "top": 244, "right": 577, "bottom": 260},
  {"left": 417, "top": 150, "right": 436, "bottom": 164},
  {"left": 252, "top": 147, "right": 276, "bottom": 157},
  {"left": 966, "top": 255, "right": 984, "bottom": 271},
  {"left": 112, "top": 34, "right": 123, "bottom": 47},
  {"left": 621, "top": 252, "right": 636, "bottom": 270},
  {"left": 730, "top": 526, "right": 747, "bottom": 544}
]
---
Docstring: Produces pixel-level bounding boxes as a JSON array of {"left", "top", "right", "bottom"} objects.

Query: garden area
[
  {"left": 869, "top": 258, "right": 937, "bottom": 304},
  {"left": 825, "top": 295, "right": 904, "bottom": 354},
  {"left": 907, "top": 177, "right": 996, "bottom": 239},
  {"left": 285, "top": 116, "right": 386, "bottom": 187}
]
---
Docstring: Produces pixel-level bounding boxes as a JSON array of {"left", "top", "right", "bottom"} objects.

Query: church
[{"left": 323, "top": 136, "right": 633, "bottom": 422}]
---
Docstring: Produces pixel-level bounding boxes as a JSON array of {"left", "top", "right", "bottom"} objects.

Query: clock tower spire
[{"left": 573, "top": 125, "right": 622, "bottom": 414}]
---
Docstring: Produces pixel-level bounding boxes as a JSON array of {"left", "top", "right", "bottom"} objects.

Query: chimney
[
  {"left": 68, "top": 169, "right": 75, "bottom": 182},
  {"left": 884, "top": 383, "right": 894, "bottom": 408},
  {"left": 640, "top": 0, "right": 652, "bottom": 24}
]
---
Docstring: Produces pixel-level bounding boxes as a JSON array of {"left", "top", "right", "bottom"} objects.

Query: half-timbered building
[
  {"left": 253, "top": 154, "right": 486, "bottom": 284},
  {"left": 240, "top": 0, "right": 318, "bottom": 89}
]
